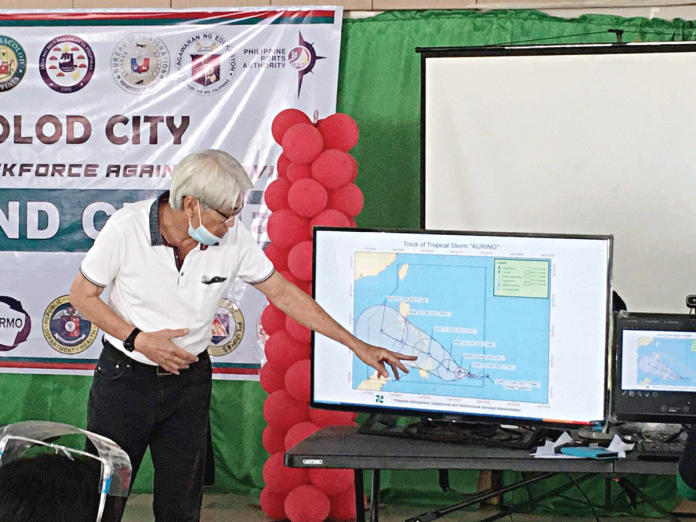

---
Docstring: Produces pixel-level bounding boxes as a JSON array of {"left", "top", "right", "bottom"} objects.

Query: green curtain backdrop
[{"left": 2, "top": 8, "right": 694, "bottom": 513}]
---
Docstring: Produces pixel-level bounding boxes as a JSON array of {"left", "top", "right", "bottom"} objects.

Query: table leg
[
  {"left": 371, "top": 469, "right": 381, "bottom": 522},
  {"left": 355, "top": 469, "right": 366, "bottom": 522}
]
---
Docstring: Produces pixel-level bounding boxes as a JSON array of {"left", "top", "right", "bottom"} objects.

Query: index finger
[{"left": 389, "top": 357, "right": 410, "bottom": 375}]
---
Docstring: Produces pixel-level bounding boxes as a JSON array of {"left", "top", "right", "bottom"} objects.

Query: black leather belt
[{"left": 102, "top": 338, "right": 208, "bottom": 377}]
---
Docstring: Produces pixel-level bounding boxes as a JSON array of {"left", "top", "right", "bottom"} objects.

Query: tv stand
[
  {"left": 357, "top": 414, "right": 553, "bottom": 450},
  {"left": 286, "top": 425, "right": 683, "bottom": 522}
]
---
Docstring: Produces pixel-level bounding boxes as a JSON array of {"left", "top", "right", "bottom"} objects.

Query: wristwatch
[{"left": 123, "top": 327, "right": 141, "bottom": 352}]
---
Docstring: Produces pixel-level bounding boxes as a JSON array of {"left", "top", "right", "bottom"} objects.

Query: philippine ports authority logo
[
  {"left": 288, "top": 31, "right": 325, "bottom": 97},
  {"left": 0, "top": 296, "right": 31, "bottom": 351},
  {"left": 0, "top": 36, "right": 26, "bottom": 92},
  {"left": 39, "top": 35, "right": 95, "bottom": 94},
  {"left": 111, "top": 33, "right": 170, "bottom": 94},
  {"left": 208, "top": 299, "right": 245, "bottom": 356},
  {"left": 42, "top": 296, "right": 98, "bottom": 354},
  {"left": 176, "top": 33, "right": 235, "bottom": 96}
]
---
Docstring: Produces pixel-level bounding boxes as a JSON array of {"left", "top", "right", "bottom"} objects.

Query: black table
[{"left": 285, "top": 426, "right": 680, "bottom": 522}]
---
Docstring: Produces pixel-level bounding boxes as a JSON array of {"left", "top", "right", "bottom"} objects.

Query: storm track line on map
[{"left": 361, "top": 304, "right": 486, "bottom": 384}]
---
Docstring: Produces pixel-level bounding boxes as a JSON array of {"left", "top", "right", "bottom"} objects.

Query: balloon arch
[{"left": 260, "top": 109, "right": 365, "bottom": 522}]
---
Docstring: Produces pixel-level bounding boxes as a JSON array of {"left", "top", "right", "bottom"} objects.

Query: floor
[{"left": 122, "top": 493, "right": 695, "bottom": 521}]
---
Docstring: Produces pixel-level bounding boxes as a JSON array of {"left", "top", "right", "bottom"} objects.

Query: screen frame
[
  {"left": 310, "top": 226, "right": 613, "bottom": 428},
  {"left": 418, "top": 41, "right": 696, "bottom": 230},
  {"left": 612, "top": 311, "right": 696, "bottom": 424},
  {"left": 419, "top": 42, "right": 696, "bottom": 316}
]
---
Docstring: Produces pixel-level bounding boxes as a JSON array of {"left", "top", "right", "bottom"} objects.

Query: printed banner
[{"left": 0, "top": 7, "right": 343, "bottom": 379}]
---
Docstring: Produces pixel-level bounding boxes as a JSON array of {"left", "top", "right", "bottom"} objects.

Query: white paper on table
[
  {"left": 530, "top": 431, "right": 579, "bottom": 458},
  {"left": 607, "top": 434, "right": 634, "bottom": 458},
  {"left": 530, "top": 432, "right": 635, "bottom": 459}
]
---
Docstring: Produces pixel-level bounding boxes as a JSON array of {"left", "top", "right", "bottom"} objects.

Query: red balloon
[
  {"left": 287, "top": 240, "right": 314, "bottom": 282},
  {"left": 282, "top": 123, "right": 324, "bottom": 164},
  {"left": 329, "top": 486, "right": 358, "bottom": 521},
  {"left": 276, "top": 153, "right": 291, "bottom": 179},
  {"left": 263, "top": 452, "right": 309, "bottom": 494},
  {"left": 309, "top": 468, "right": 353, "bottom": 496},
  {"left": 287, "top": 179, "right": 328, "bottom": 218},
  {"left": 286, "top": 162, "right": 312, "bottom": 184},
  {"left": 272, "top": 108, "right": 311, "bottom": 145},
  {"left": 260, "top": 487, "right": 287, "bottom": 520},
  {"left": 264, "top": 178, "right": 291, "bottom": 212},
  {"left": 311, "top": 149, "right": 355, "bottom": 189},
  {"left": 285, "top": 358, "right": 311, "bottom": 403},
  {"left": 265, "top": 331, "right": 310, "bottom": 371},
  {"left": 264, "top": 390, "right": 309, "bottom": 431},
  {"left": 309, "top": 408, "right": 357, "bottom": 427},
  {"left": 285, "top": 485, "right": 330, "bottom": 522},
  {"left": 348, "top": 153, "right": 358, "bottom": 182},
  {"left": 317, "top": 113, "right": 359, "bottom": 152},
  {"left": 261, "top": 304, "right": 286, "bottom": 337},
  {"left": 298, "top": 280, "right": 312, "bottom": 295},
  {"left": 284, "top": 420, "right": 320, "bottom": 450},
  {"left": 285, "top": 315, "right": 311, "bottom": 343},
  {"left": 259, "top": 361, "right": 285, "bottom": 394},
  {"left": 262, "top": 425, "right": 287, "bottom": 455},
  {"left": 267, "top": 209, "right": 310, "bottom": 249},
  {"left": 263, "top": 243, "right": 289, "bottom": 272},
  {"left": 349, "top": 218, "right": 357, "bottom": 228},
  {"left": 309, "top": 209, "right": 351, "bottom": 235},
  {"left": 330, "top": 183, "right": 364, "bottom": 218}
]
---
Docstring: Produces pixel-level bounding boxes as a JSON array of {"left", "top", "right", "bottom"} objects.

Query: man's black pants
[{"left": 87, "top": 341, "right": 212, "bottom": 522}]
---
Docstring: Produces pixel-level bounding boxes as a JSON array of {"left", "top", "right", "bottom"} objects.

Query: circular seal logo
[
  {"left": 42, "top": 296, "right": 98, "bottom": 354},
  {"left": 39, "top": 35, "right": 95, "bottom": 94},
  {"left": 0, "top": 36, "right": 26, "bottom": 92},
  {"left": 207, "top": 298, "right": 245, "bottom": 357},
  {"left": 176, "top": 33, "right": 235, "bottom": 95},
  {"left": 111, "top": 33, "right": 170, "bottom": 94},
  {"left": 288, "top": 46, "right": 312, "bottom": 71},
  {"left": 0, "top": 296, "right": 31, "bottom": 351}
]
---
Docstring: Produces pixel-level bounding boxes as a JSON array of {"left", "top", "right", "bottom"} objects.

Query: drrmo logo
[{"left": 0, "top": 296, "right": 31, "bottom": 351}]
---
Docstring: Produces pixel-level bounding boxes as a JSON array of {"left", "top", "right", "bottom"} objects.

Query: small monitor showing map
[
  {"left": 312, "top": 228, "right": 613, "bottom": 426},
  {"left": 613, "top": 312, "right": 696, "bottom": 423}
]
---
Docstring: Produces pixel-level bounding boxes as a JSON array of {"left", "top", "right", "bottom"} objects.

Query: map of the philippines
[
  {"left": 352, "top": 251, "right": 552, "bottom": 404},
  {"left": 636, "top": 336, "right": 696, "bottom": 387}
]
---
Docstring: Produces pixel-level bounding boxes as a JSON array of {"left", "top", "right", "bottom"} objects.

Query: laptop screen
[{"left": 613, "top": 311, "right": 696, "bottom": 423}]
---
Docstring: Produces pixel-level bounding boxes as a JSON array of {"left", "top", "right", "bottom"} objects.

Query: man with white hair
[{"left": 69, "top": 149, "right": 415, "bottom": 522}]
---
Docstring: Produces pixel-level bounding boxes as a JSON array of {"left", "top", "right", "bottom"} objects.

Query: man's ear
[{"left": 183, "top": 196, "right": 198, "bottom": 216}]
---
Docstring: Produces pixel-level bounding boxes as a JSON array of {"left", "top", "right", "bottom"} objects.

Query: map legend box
[{"left": 493, "top": 259, "right": 550, "bottom": 299}]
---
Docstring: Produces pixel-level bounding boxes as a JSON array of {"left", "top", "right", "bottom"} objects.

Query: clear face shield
[{"left": 0, "top": 421, "right": 132, "bottom": 522}]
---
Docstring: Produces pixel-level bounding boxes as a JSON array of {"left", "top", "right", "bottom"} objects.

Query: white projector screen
[{"left": 423, "top": 43, "right": 696, "bottom": 314}]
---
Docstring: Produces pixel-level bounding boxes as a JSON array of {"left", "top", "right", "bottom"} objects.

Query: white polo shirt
[{"left": 80, "top": 193, "right": 274, "bottom": 365}]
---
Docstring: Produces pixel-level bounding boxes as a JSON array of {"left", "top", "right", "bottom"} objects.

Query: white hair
[{"left": 169, "top": 150, "right": 253, "bottom": 212}]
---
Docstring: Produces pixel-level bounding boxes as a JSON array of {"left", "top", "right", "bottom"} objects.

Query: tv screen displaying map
[
  {"left": 613, "top": 312, "right": 696, "bottom": 423},
  {"left": 312, "top": 228, "right": 613, "bottom": 426}
]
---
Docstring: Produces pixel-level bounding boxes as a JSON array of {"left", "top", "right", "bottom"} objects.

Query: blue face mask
[{"left": 188, "top": 202, "right": 220, "bottom": 246}]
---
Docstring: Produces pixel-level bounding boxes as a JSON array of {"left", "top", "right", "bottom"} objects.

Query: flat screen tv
[
  {"left": 311, "top": 228, "right": 612, "bottom": 429},
  {"left": 613, "top": 311, "right": 696, "bottom": 425}
]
